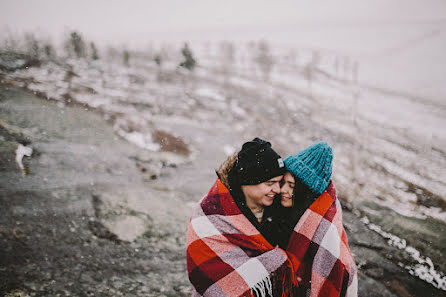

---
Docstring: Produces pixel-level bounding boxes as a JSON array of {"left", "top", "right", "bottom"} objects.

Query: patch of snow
[
  {"left": 124, "top": 131, "right": 159, "bottom": 151},
  {"left": 229, "top": 99, "right": 246, "bottom": 116},
  {"left": 113, "top": 121, "right": 159, "bottom": 152},
  {"left": 195, "top": 87, "right": 225, "bottom": 101},
  {"left": 15, "top": 144, "right": 32, "bottom": 174},
  {"left": 361, "top": 216, "right": 446, "bottom": 291}
]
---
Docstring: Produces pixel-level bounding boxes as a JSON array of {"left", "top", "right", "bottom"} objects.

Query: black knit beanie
[{"left": 235, "top": 137, "right": 286, "bottom": 185}]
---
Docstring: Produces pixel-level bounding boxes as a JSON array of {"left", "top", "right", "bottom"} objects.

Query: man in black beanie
[
  {"left": 187, "top": 138, "right": 287, "bottom": 297},
  {"left": 216, "top": 137, "right": 286, "bottom": 245}
]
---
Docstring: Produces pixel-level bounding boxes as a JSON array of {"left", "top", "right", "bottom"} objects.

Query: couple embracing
[{"left": 187, "top": 138, "right": 358, "bottom": 297}]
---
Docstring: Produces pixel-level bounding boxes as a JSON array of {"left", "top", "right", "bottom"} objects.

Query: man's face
[{"left": 241, "top": 175, "right": 283, "bottom": 212}]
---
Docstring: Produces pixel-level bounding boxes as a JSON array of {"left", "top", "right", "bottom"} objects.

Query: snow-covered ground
[
  {"left": 1, "top": 38, "right": 446, "bottom": 291},
  {"left": 1, "top": 40, "right": 445, "bottom": 224}
]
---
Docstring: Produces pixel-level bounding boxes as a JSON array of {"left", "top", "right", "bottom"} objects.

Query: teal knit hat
[{"left": 284, "top": 142, "right": 333, "bottom": 195}]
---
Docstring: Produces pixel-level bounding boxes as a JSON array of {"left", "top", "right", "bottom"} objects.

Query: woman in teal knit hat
[
  {"left": 275, "top": 141, "right": 333, "bottom": 249},
  {"left": 274, "top": 141, "right": 358, "bottom": 297}
]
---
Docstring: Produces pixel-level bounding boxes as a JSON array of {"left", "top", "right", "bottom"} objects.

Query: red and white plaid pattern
[
  {"left": 187, "top": 179, "right": 357, "bottom": 297},
  {"left": 286, "top": 182, "right": 358, "bottom": 297},
  {"left": 187, "top": 179, "right": 289, "bottom": 297}
]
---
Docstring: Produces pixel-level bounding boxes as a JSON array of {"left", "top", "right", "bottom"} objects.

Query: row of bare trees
[
  {"left": 1, "top": 31, "right": 100, "bottom": 61},
  {"left": 0, "top": 31, "right": 197, "bottom": 71},
  {"left": 1, "top": 30, "right": 359, "bottom": 84},
  {"left": 215, "top": 40, "right": 359, "bottom": 85}
]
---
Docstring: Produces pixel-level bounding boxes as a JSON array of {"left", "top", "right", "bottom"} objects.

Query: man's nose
[{"left": 272, "top": 183, "right": 281, "bottom": 193}]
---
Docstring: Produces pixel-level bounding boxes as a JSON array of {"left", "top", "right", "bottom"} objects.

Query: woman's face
[{"left": 280, "top": 172, "right": 295, "bottom": 207}]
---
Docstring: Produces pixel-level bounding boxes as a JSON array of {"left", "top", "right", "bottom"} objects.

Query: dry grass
[{"left": 152, "top": 130, "right": 190, "bottom": 156}]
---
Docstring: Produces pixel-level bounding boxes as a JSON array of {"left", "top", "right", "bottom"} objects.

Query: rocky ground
[
  {"left": 1, "top": 84, "right": 445, "bottom": 297},
  {"left": 0, "top": 85, "right": 190, "bottom": 297}
]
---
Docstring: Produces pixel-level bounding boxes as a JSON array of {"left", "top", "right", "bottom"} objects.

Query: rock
[
  {"left": 87, "top": 220, "right": 120, "bottom": 243},
  {"left": 3, "top": 289, "right": 31, "bottom": 297},
  {"left": 358, "top": 272, "right": 397, "bottom": 297},
  {"left": 0, "top": 140, "right": 21, "bottom": 172},
  {"left": 365, "top": 267, "right": 385, "bottom": 279},
  {"left": 134, "top": 150, "right": 189, "bottom": 168},
  {"left": 80, "top": 272, "right": 94, "bottom": 283},
  {"left": 384, "top": 279, "right": 413, "bottom": 297},
  {"left": 0, "top": 119, "right": 32, "bottom": 145},
  {"left": 102, "top": 215, "right": 148, "bottom": 242},
  {"left": 0, "top": 119, "right": 34, "bottom": 174}
]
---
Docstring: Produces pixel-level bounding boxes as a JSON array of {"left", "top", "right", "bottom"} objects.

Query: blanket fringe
[
  {"left": 280, "top": 256, "right": 299, "bottom": 297},
  {"left": 243, "top": 275, "right": 273, "bottom": 297}
]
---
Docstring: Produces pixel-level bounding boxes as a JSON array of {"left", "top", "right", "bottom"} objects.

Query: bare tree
[
  {"left": 90, "top": 42, "right": 99, "bottom": 60},
  {"left": 287, "top": 49, "right": 298, "bottom": 67},
  {"left": 343, "top": 56, "right": 350, "bottom": 81},
  {"left": 255, "top": 40, "right": 274, "bottom": 81},
  {"left": 64, "top": 31, "right": 86, "bottom": 58},
  {"left": 220, "top": 41, "right": 235, "bottom": 83},
  {"left": 334, "top": 56, "right": 340, "bottom": 77},
  {"left": 304, "top": 50, "right": 320, "bottom": 98},
  {"left": 24, "top": 33, "right": 40, "bottom": 59},
  {"left": 123, "top": 49, "right": 130, "bottom": 66},
  {"left": 43, "top": 43, "right": 56, "bottom": 60},
  {"left": 352, "top": 60, "right": 359, "bottom": 84}
]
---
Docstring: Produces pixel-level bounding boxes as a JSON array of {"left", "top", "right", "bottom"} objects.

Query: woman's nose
[{"left": 280, "top": 185, "right": 286, "bottom": 193}]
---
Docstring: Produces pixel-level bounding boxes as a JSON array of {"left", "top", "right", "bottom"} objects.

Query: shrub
[{"left": 179, "top": 43, "right": 196, "bottom": 71}]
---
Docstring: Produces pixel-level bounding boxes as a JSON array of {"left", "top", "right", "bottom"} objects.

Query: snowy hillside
[
  {"left": 1, "top": 40, "right": 446, "bottom": 290},
  {"left": 1, "top": 41, "right": 445, "bottom": 222}
]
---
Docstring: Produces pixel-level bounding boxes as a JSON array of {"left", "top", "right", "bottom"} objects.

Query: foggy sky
[{"left": 1, "top": 0, "right": 446, "bottom": 50}]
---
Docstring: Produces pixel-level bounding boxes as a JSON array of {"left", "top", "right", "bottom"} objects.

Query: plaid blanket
[
  {"left": 187, "top": 179, "right": 292, "bottom": 297},
  {"left": 187, "top": 179, "right": 357, "bottom": 297},
  {"left": 286, "top": 182, "right": 358, "bottom": 297}
]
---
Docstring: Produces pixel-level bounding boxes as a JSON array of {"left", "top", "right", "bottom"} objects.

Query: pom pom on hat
[{"left": 284, "top": 142, "right": 333, "bottom": 195}]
